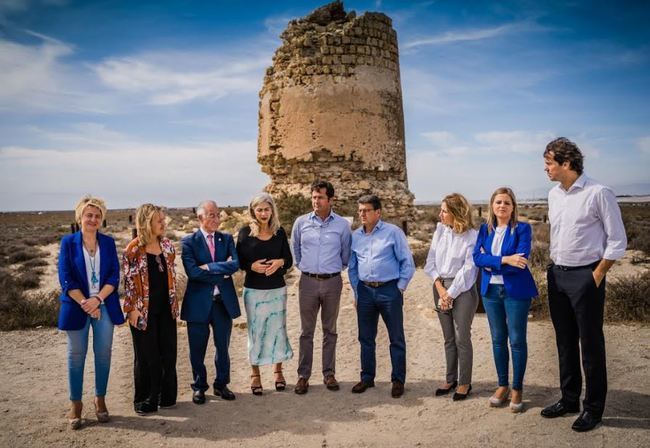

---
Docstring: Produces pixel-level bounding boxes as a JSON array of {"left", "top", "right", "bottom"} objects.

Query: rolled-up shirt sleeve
[{"left": 598, "top": 187, "right": 627, "bottom": 260}]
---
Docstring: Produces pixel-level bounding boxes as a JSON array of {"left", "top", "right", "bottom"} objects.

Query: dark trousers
[
  {"left": 297, "top": 274, "right": 343, "bottom": 379},
  {"left": 187, "top": 298, "right": 232, "bottom": 391},
  {"left": 356, "top": 280, "right": 406, "bottom": 384},
  {"left": 548, "top": 263, "right": 607, "bottom": 417},
  {"left": 130, "top": 311, "right": 178, "bottom": 408}
]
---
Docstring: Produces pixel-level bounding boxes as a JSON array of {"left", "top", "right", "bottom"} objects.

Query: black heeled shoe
[
  {"left": 274, "top": 370, "right": 286, "bottom": 392},
  {"left": 452, "top": 384, "right": 472, "bottom": 401},
  {"left": 251, "top": 374, "right": 263, "bottom": 396},
  {"left": 435, "top": 381, "right": 458, "bottom": 396}
]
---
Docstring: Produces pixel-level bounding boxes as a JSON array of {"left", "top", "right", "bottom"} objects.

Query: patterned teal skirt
[{"left": 243, "top": 286, "right": 293, "bottom": 365}]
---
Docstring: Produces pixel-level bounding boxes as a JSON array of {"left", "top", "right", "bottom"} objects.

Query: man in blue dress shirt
[
  {"left": 348, "top": 194, "right": 415, "bottom": 398},
  {"left": 292, "top": 180, "right": 352, "bottom": 394}
]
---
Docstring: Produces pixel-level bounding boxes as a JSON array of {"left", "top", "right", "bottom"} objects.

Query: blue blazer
[
  {"left": 57, "top": 232, "right": 125, "bottom": 330},
  {"left": 473, "top": 222, "right": 538, "bottom": 300},
  {"left": 180, "top": 230, "right": 241, "bottom": 322}
]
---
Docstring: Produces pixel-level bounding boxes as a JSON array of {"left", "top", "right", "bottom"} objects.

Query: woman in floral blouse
[{"left": 122, "top": 204, "right": 179, "bottom": 414}]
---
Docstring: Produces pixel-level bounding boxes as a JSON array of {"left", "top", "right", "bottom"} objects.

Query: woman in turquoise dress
[{"left": 236, "top": 192, "right": 293, "bottom": 395}]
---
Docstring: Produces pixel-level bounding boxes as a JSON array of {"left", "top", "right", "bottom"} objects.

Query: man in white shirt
[{"left": 540, "top": 137, "right": 627, "bottom": 432}]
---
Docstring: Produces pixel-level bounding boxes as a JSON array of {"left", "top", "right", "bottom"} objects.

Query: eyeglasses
[
  {"left": 358, "top": 208, "right": 376, "bottom": 215},
  {"left": 155, "top": 254, "right": 165, "bottom": 273}
]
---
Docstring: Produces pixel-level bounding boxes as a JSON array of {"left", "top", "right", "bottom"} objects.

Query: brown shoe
[
  {"left": 351, "top": 380, "right": 375, "bottom": 393},
  {"left": 391, "top": 381, "right": 404, "bottom": 398},
  {"left": 294, "top": 377, "right": 309, "bottom": 395},
  {"left": 323, "top": 374, "right": 340, "bottom": 391}
]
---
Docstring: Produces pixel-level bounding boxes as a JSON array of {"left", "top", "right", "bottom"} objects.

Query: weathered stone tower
[{"left": 257, "top": 1, "right": 414, "bottom": 222}]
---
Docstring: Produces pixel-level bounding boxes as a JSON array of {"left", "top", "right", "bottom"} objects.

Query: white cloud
[
  {"left": 1, "top": 30, "right": 272, "bottom": 114},
  {"left": 0, "top": 0, "right": 67, "bottom": 19},
  {"left": 474, "top": 131, "right": 555, "bottom": 154},
  {"left": 0, "top": 125, "right": 268, "bottom": 210},
  {"left": 264, "top": 15, "right": 292, "bottom": 36},
  {"left": 92, "top": 50, "right": 270, "bottom": 105},
  {"left": 403, "top": 21, "right": 547, "bottom": 50},
  {"left": 421, "top": 131, "right": 470, "bottom": 156},
  {"left": 421, "top": 131, "right": 456, "bottom": 147},
  {"left": 406, "top": 147, "right": 548, "bottom": 202},
  {"left": 407, "top": 130, "right": 650, "bottom": 202},
  {"left": 417, "top": 130, "right": 554, "bottom": 161},
  {"left": 636, "top": 136, "right": 650, "bottom": 156},
  {"left": 0, "top": 33, "right": 119, "bottom": 114},
  {"left": 401, "top": 66, "right": 552, "bottom": 120}
]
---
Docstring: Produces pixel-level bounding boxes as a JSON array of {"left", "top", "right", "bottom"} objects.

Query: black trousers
[
  {"left": 130, "top": 311, "right": 178, "bottom": 407},
  {"left": 547, "top": 263, "right": 607, "bottom": 417}
]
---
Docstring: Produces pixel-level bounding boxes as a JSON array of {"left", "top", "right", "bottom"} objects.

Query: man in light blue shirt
[
  {"left": 292, "top": 181, "right": 352, "bottom": 394},
  {"left": 348, "top": 194, "right": 415, "bottom": 398}
]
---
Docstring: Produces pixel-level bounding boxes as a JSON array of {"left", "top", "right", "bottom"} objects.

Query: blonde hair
[
  {"left": 248, "top": 193, "right": 281, "bottom": 237},
  {"left": 135, "top": 203, "right": 164, "bottom": 246},
  {"left": 442, "top": 193, "right": 473, "bottom": 234},
  {"left": 487, "top": 187, "right": 519, "bottom": 233},
  {"left": 74, "top": 195, "right": 107, "bottom": 225}
]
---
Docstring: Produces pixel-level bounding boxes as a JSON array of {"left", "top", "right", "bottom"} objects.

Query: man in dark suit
[{"left": 181, "top": 200, "right": 240, "bottom": 404}]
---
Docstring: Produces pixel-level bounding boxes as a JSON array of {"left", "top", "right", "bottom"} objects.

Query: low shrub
[
  {"left": 275, "top": 192, "right": 311, "bottom": 234},
  {"left": 527, "top": 267, "right": 650, "bottom": 323},
  {"left": 0, "top": 269, "right": 59, "bottom": 330},
  {"left": 412, "top": 246, "right": 429, "bottom": 269},
  {"left": 23, "top": 258, "right": 49, "bottom": 268},
  {"left": 606, "top": 271, "right": 650, "bottom": 322},
  {"left": 8, "top": 247, "right": 43, "bottom": 264},
  {"left": 528, "top": 267, "right": 550, "bottom": 320}
]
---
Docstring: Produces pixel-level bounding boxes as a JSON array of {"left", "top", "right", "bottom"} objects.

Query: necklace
[{"left": 83, "top": 242, "right": 99, "bottom": 289}]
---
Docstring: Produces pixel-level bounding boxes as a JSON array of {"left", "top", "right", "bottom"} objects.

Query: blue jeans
[
  {"left": 482, "top": 284, "right": 532, "bottom": 391},
  {"left": 66, "top": 304, "right": 115, "bottom": 401},
  {"left": 356, "top": 280, "right": 406, "bottom": 384}
]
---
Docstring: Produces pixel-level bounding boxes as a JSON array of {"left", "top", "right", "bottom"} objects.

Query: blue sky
[{"left": 1, "top": 0, "right": 649, "bottom": 211}]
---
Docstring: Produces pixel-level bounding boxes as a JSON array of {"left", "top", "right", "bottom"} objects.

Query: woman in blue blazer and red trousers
[
  {"left": 473, "top": 187, "right": 538, "bottom": 413},
  {"left": 58, "top": 195, "right": 125, "bottom": 429}
]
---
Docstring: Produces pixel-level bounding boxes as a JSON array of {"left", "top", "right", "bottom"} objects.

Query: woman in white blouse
[{"left": 424, "top": 193, "right": 479, "bottom": 401}]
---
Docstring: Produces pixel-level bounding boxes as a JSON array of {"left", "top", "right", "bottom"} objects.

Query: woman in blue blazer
[
  {"left": 58, "top": 195, "right": 125, "bottom": 429},
  {"left": 473, "top": 187, "right": 538, "bottom": 413}
]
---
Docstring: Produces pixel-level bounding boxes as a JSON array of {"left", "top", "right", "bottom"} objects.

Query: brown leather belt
[{"left": 362, "top": 280, "right": 393, "bottom": 288}]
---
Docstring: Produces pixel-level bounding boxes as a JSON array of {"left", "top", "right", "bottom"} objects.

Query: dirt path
[{"left": 1, "top": 270, "right": 649, "bottom": 447}]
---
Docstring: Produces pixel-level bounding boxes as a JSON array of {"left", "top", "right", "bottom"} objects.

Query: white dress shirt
[
  {"left": 424, "top": 222, "right": 478, "bottom": 299},
  {"left": 548, "top": 174, "right": 627, "bottom": 266},
  {"left": 489, "top": 226, "right": 507, "bottom": 284},
  {"left": 200, "top": 228, "right": 220, "bottom": 295}
]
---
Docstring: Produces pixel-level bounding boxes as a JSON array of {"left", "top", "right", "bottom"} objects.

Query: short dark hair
[
  {"left": 357, "top": 194, "right": 381, "bottom": 210},
  {"left": 544, "top": 137, "right": 584, "bottom": 175},
  {"left": 311, "top": 180, "right": 335, "bottom": 198}
]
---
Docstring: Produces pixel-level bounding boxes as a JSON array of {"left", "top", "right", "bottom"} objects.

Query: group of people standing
[{"left": 57, "top": 137, "right": 627, "bottom": 434}]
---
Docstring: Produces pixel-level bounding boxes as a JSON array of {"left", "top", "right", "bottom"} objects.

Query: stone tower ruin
[{"left": 257, "top": 1, "right": 414, "bottom": 222}]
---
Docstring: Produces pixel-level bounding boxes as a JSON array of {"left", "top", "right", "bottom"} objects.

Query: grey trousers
[
  {"left": 434, "top": 278, "right": 479, "bottom": 385},
  {"left": 297, "top": 274, "right": 343, "bottom": 379}
]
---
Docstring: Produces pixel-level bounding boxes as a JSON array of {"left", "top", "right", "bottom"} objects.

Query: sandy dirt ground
[{"left": 1, "top": 269, "right": 649, "bottom": 448}]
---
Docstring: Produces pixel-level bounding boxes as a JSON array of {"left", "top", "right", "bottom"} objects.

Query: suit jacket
[
  {"left": 473, "top": 222, "right": 538, "bottom": 300},
  {"left": 57, "top": 231, "right": 125, "bottom": 330},
  {"left": 180, "top": 230, "right": 240, "bottom": 322},
  {"left": 122, "top": 236, "right": 179, "bottom": 330}
]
